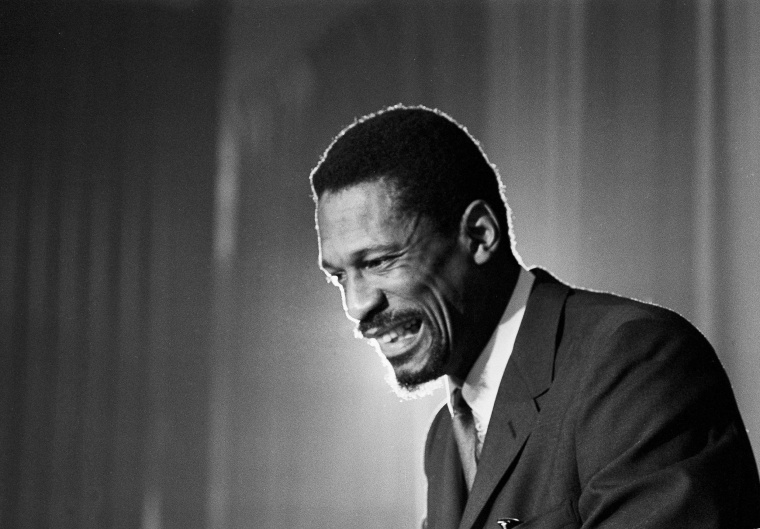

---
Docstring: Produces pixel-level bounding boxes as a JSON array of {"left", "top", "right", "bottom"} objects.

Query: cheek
[
  {"left": 386, "top": 268, "right": 440, "bottom": 301},
  {"left": 385, "top": 253, "right": 465, "bottom": 309}
]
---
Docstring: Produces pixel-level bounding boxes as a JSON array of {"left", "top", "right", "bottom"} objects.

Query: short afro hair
[{"left": 310, "top": 104, "right": 513, "bottom": 241}]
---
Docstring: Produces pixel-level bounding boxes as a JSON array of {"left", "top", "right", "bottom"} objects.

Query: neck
[{"left": 446, "top": 254, "right": 522, "bottom": 382}]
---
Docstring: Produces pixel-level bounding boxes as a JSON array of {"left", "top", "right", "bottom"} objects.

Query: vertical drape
[
  {"left": 484, "top": 0, "right": 759, "bottom": 461},
  {"left": 0, "top": 4, "right": 221, "bottom": 528},
  {"left": 719, "top": 0, "right": 760, "bottom": 462}
]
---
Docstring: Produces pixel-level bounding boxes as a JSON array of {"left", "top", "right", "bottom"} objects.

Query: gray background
[{"left": 2, "top": 1, "right": 758, "bottom": 528}]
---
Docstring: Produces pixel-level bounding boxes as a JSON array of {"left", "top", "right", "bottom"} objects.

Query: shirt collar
[{"left": 447, "top": 267, "right": 535, "bottom": 436}]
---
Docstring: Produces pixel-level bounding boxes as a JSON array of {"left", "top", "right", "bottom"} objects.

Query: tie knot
[{"left": 451, "top": 387, "right": 472, "bottom": 416}]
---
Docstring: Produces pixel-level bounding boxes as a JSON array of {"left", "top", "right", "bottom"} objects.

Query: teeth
[{"left": 378, "top": 320, "right": 419, "bottom": 344}]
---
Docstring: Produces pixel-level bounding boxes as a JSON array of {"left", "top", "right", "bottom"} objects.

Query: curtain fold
[{"left": 0, "top": 4, "right": 221, "bottom": 528}]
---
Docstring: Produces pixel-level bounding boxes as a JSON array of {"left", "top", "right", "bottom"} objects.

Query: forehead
[{"left": 317, "top": 180, "right": 409, "bottom": 264}]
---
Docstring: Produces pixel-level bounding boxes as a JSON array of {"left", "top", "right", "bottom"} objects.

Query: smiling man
[
  {"left": 310, "top": 105, "right": 760, "bottom": 528},
  {"left": 317, "top": 178, "right": 515, "bottom": 393}
]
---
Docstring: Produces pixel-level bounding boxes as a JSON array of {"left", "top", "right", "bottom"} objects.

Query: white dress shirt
[{"left": 447, "top": 267, "right": 535, "bottom": 453}]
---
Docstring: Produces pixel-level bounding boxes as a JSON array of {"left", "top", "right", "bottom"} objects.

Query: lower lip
[{"left": 375, "top": 322, "right": 425, "bottom": 359}]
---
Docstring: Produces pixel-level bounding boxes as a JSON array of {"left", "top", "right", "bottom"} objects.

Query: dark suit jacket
[{"left": 424, "top": 269, "right": 760, "bottom": 529}]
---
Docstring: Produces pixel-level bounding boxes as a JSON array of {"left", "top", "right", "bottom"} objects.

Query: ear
[{"left": 459, "top": 200, "right": 501, "bottom": 265}]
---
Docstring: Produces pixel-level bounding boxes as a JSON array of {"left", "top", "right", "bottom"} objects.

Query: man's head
[
  {"left": 311, "top": 105, "right": 511, "bottom": 239},
  {"left": 311, "top": 105, "right": 519, "bottom": 395}
]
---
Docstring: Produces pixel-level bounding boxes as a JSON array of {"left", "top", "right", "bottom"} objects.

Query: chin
[
  {"left": 384, "top": 343, "right": 449, "bottom": 399},
  {"left": 387, "top": 375, "right": 443, "bottom": 400}
]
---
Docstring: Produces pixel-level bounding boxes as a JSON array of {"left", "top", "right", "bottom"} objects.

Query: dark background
[{"left": 1, "top": 1, "right": 758, "bottom": 528}]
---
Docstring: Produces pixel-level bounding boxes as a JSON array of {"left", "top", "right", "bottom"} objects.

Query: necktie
[{"left": 451, "top": 388, "right": 478, "bottom": 491}]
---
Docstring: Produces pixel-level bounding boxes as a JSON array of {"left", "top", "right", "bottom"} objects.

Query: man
[{"left": 310, "top": 105, "right": 760, "bottom": 528}]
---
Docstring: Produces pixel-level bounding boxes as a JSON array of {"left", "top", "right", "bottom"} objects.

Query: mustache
[{"left": 357, "top": 308, "right": 423, "bottom": 337}]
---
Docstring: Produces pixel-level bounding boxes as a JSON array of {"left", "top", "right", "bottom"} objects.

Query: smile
[
  {"left": 365, "top": 318, "right": 425, "bottom": 362},
  {"left": 378, "top": 319, "right": 422, "bottom": 344}
]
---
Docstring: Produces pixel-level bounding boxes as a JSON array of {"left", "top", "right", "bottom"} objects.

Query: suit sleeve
[{"left": 572, "top": 313, "right": 760, "bottom": 527}]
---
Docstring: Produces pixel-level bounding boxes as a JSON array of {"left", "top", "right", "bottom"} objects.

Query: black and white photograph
[{"left": 2, "top": 1, "right": 759, "bottom": 528}]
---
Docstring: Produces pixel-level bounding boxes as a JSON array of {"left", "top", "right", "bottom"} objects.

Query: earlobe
[{"left": 460, "top": 200, "right": 501, "bottom": 265}]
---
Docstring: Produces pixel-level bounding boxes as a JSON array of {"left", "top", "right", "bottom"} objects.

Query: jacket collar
[{"left": 457, "top": 268, "right": 570, "bottom": 529}]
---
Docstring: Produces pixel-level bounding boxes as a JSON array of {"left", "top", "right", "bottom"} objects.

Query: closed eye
[
  {"left": 363, "top": 258, "right": 386, "bottom": 269},
  {"left": 362, "top": 254, "right": 397, "bottom": 270}
]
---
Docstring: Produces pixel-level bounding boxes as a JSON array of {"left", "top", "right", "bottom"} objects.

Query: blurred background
[{"left": 1, "top": 1, "right": 759, "bottom": 528}]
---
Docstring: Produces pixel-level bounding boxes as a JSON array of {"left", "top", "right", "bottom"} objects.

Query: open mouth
[
  {"left": 368, "top": 317, "right": 425, "bottom": 359},
  {"left": 377, "top": 318, "right": 422, "bottom": 344}
]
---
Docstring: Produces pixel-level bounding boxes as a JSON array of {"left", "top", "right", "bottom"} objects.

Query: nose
[{"left": 342, "top": 271, "right": 384, "bottom": 322}]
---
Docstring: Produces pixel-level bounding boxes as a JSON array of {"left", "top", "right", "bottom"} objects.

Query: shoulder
[
  {"left": 564, "top": 285, "right": 695, "bottom": 331},
  {"left": 530, "top": 269, "right": 710, "bottom": 361},
  {"left": 562, "top": 286, "right": 713, "bottom": 363},
  {"left": 555, "top": 287, "right": 741, "bottom": 459},
  {"left": 548, "top": 285, "right": 738, "bottom": 436}
]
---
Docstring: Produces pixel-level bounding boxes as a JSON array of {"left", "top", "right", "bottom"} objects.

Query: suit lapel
[
  {"left": 427, "top": 416, "right": 469, "bottom": 529},
  {"left": 457, "top": 269, "right": 569, "bottom": 529}
]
